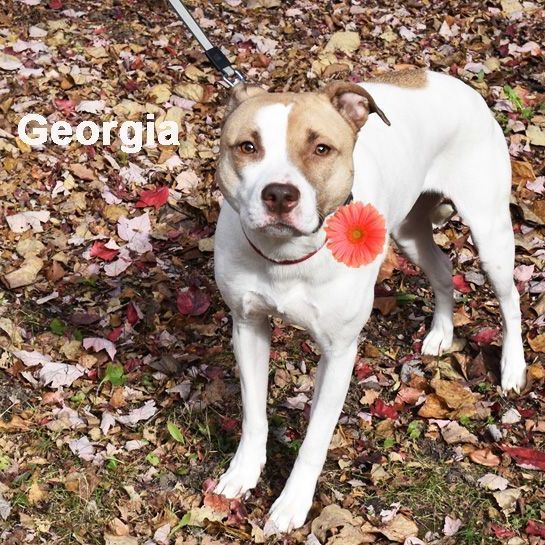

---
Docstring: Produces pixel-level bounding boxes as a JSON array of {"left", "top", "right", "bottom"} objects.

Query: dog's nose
[{"left": 261, "top": 183, "right": 300, "bottom": 214}]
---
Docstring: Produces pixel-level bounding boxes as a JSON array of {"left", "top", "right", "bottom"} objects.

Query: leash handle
[{"left": 166, "top": 0, "right": 245, "bottom": 87}]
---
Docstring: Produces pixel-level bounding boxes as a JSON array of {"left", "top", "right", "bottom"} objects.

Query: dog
[{"left": 212, "top": 69, "right": 526, "bottom": 534}]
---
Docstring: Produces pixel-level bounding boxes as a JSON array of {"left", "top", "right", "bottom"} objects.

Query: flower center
[{"left": 349, "top": 227, "right": 366, "bottom": 242}]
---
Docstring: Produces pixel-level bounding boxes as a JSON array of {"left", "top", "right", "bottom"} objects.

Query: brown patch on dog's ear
[
  {"left": 226, "top": 84, "right": 267, "bottom": 114},
  {"left": 323, "top": 82, "right": 391, "bottom": 131}
]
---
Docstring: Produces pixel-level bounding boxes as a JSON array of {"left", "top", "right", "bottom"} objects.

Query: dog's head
[{"left": 217, "top": 83, "right": 390, "bottom": 238}]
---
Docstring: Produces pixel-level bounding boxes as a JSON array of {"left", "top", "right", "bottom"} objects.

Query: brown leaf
[
  {"left": 441, "top": 421, "right": 478, "bottom": 445},
  {"left": 373, "top": 296, "right": 397, "bottom": 316},
  {"left": 311, "top": 504, "right": 364, "bottom": 543},
  {"left": 69, "top": 163, "right": 95, "bottom": 181},
  {"left": 380, "top": 514, "right": 419, "bottom": 542},
  {"left": 2, "top": 256, "right": 44, "bottom": 288},
  {"left": 431, "top": 378, "right": 477, "bottom": 417},
  {"left": 528, "top": 333, "right": 545, "bottom": 353},
  {"left": 469, "top": 448, "right": 501, "bottom": 467},
  {"left": 27, "top": 482, "right": 47, "bottom": 505},
  {"left": 377, "top": 245, "right": 398, "bottom": 282},
  {"left": 418, "top": 394, "right": 450, "bottom": 419}
]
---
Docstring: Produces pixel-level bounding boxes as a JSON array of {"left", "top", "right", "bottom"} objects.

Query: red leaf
[
  {"left": 501, "top": 445, "right": 545, "bottom": 470},
  {"left": 108, "top": 327, "right": 123, "bottom": 343},
  {"left": 126, "top": 302, "right": 140, "bottom": 325},
  {"left": 490, "top": 524, "right": 516, "bottom": 539},
  {"left": 177, "top": 287, "right": 210, "bottom": 316},
  {"left": 227, "top": 497, "right": 247, "bottom": 526},
  {"left": 370, "top": 399, "right": 398, "bottom": 420},
  {"left": 355, "top": 360, "right": 374, "bottom": 381},
  {"left": 202, "top": 478, "right": 216, "bottom": 493},
  {"left": 397, "top": 256, "right": 420, "bottom": 276},
  {"left": 203, "top": 492, "right": 230, "bottom": 514},
  {"left": 471, "top": 327, "right": 500, "bottom": 345},
  {"left": 525, "top": 520, "right": 545, "bottom": 538},
  {"left": 53, "top": 98, "right": 75, "bottom": 114},
  {"left": 135, "top": 186, "right": 169, "bottom": 209},
  {"left": 90, "top": 241, "right": 119, "bottom": 261},
  {"left": 220, "top": 417, "right": 238, "bottom": 432},
  {"left": 49, "top": 0, "right": 63, "bottom": 9},
  {"left": 453, "top": 274, "right": 471, "bottom": 293}
]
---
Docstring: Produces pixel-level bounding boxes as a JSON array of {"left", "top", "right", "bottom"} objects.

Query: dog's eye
[
  {"left": 239, "top": 141, "right": 256, "bottom": 154},
  {"left": 315, "top": 144, "right": 331, "bottom": 156}
]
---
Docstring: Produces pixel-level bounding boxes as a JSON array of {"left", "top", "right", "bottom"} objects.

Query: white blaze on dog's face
[{"left": 217, "top": 83, "right": 389, "bottom": 237}]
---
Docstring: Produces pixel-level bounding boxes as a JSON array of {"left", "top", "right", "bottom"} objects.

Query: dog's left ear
[
  {"left": 226, "top": 83, "right": 267, "bottom": 114},
  {"left": 323, "top": 82, "right": 391, "bottom": 131}
]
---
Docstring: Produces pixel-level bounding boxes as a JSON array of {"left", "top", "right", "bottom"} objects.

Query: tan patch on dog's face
[
  {"left": 368, "top": 68, "right": 428, "bottom": 88},
  {"left": 286, "top": 94, "right": 356, "bottom": 215}
]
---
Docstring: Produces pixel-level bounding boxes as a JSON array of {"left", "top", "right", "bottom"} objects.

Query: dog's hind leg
[
  {"left": 392, "top": 193, "right": 454, "bottom": 356},
  {"left": 214, "top": 316, "right": 271, "bottom": 497},
  {"left": 448, "top": 178, "right": 526, "bottom": 392}
]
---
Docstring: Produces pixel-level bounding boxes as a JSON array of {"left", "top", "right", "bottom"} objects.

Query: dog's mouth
[{"left": 257, "top": 221, "right": 305, "bottom": 237}]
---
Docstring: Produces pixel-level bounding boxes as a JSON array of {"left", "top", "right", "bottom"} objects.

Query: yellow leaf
[
  {"left": 28, "top": 482, "right": 47, "bottom": 505},
  {"left": 325, "top": 31, "right": 361, "bottom": 53},
  {"left": 148, "top": 84, "right": 171, "bottom": 105},
  {"left": 175, "top": 83, "right": 205, "bottom": 102},
  {"left": 527, "top": 125, "right": 545, "bottom": 146}
]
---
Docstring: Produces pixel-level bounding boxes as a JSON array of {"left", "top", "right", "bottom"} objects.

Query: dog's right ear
[{"left": 226, "top": 84, "right": 267, "bottom": 114}]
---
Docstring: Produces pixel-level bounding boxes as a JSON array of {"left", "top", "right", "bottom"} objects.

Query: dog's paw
[
  {"left": 214, "top": 452, "right": 264, "bottom": 499},
  {"left": 264, "top": 484, "right": 313, "bottom": 535},
  {"left": 501, "top": 358, "right": 527, "bottom": 394},
  {"left": 421, "top": 323, "right": 453, "bottom": 356}
]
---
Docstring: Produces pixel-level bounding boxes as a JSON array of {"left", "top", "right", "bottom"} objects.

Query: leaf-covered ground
[{"left": 1, "top": 0, "right": 545, "bottom": 544}]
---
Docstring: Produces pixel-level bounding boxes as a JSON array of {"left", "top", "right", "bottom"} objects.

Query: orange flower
[{"left": 325, "top": 202, "right": 386, "bottom": 267}]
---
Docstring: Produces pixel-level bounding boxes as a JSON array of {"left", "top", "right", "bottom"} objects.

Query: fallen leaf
[
  {"left": 83, "top": 337, "right": 116, "bottom": 360},
  {"left": 104, "top": 535, "right": 139, "bottom": 545},
  {"left": 493, "top": 488, "right": 521, "bottom": 514},
  {"left": 527, "top": 125, "right": 545, "bottom": 146},
  {"left": 117, "top": 400, "right": 157, "bottom": 426},
  {"left": 325, "top": 31, "right": 361, "bottom": 53},
  {"left": 470, "top": 449, "right": 501, "bottom": 467},
  {"left": 440, "top": 421, "right": 478, "bottom": 444},
  {"left": 0, "top": 53, "right": 23, "bottom": 71},
  {"left": 528, "top": 333, "right": 545, "bottom": 353},
  {"left": 177, "top": 287, "right": 211, "bottom": 316},
  {"left": 135, "top": 186, "right": 170, "bottom": 209},
  {"left": 90, "top": 241, "right": 119, "bottom": 261},
  {"left": 40, "top": 362, "right": 84, "bottom": 388},
  {"left": 6, "top": 211, "right": 50, "bottom": 233},
  {"left": 477, "top": 473, "right": 509, "bottom": 490},
  {"left": 370, "top": 399, "right": 398, "bottom": 420},
  {"left": 525, "top": 520, "right": 545, "bottom": 538},
  {"left": 380, "top": 513, "right": 419, "bottom": 542},
  {"left": 69, "top": 436, "right": 96, "bottom": 461},
  {"left": 501, "top": 445, "right": 545, "bottom": 470},
  {"left": 443, "top": 516, "right": 462, "bottom": 536},
  {"left": 3, "top": 256, "right": 44, "bottom": 288}
]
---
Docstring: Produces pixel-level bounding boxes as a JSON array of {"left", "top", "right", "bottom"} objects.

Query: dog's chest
[{"left": 239, "top": 283, "right": 320, "bottom": 328}]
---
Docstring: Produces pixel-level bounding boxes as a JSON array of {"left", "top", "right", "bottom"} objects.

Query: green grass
[{"left": 363, "top": 458, "right": 500, "bottom": 544}]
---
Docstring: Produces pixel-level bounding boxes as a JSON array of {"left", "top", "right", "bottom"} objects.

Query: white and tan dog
[{"left": 213, "top": 70, "right": 526, "bottom": 533}]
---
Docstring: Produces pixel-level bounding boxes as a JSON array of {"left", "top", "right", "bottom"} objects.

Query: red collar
[{"left": 242, "top": 228, "right": 325, "bottom": 265}]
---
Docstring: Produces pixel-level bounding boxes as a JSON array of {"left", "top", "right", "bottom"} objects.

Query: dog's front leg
[
  {"left": 265, "top": 339, "right": 358, "bottom": 534},
  {"left": 214, "top": 315, "right": 271, "bottom": 498}
]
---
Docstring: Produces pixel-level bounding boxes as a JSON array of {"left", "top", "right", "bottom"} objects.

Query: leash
[{"left": 166, "top": 0, "right": 245, "bottom": 87}]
